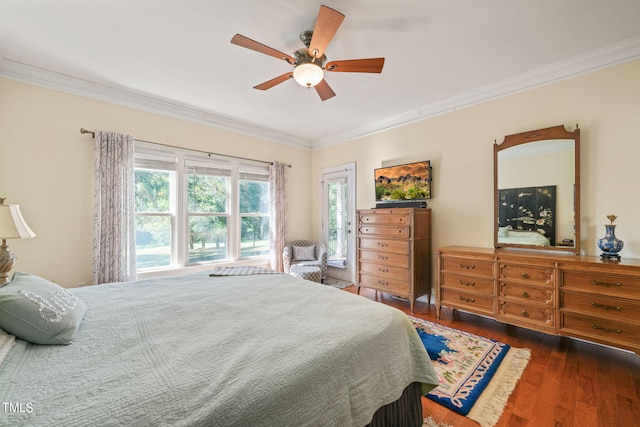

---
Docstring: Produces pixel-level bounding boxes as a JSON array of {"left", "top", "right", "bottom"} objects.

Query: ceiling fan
[{"left": 230, "top": 5, "right": 385, "bottom": 101}]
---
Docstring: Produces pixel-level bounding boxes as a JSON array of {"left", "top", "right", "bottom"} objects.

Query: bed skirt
[{"left": 366, "top": 382, "right": 423, "bottom": 427}]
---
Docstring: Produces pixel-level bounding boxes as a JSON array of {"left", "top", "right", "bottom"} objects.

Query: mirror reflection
[{"left": 494, "top": 125, "right": 580, "bottom": 254}]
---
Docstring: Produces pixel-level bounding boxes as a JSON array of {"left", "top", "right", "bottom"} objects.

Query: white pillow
[{"left": 292, "top": 245, "right": 315, "bottom": 261}]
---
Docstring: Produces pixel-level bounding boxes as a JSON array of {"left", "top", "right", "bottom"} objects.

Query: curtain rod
[{"left": 80, "top": 128, "right": 291, "bottom": 168}]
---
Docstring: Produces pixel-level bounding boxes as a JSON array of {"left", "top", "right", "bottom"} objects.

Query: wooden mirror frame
[{"left": 494, "top": 124, "right": 581, "bottom": 255}]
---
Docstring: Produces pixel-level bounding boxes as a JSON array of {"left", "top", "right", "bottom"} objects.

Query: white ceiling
[{"left": 1, "top": 0, "right": 640, "bottom": 150}]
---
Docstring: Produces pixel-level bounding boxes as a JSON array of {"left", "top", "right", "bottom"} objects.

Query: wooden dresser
[
  {"left": 436, "top": 246, "right": 640, "bottom": 353},
  {"left": 356, "top": 208, "right": 431, "bottom": 312}
]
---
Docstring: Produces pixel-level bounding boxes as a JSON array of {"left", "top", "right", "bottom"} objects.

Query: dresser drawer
[
  {"left": 358, "top": 250, "right": 409, "bottom": 268},
  {"left": 359, "top": 262, "right": 410, "bottom": 281},
  {"left": 499, "top": 263, "right": 553, "bottom": 286},
  {"left": 441, "top": 257, "right": 494, "bottom": 277},
  {"left": 441, "top": 273, "right": 493, "bottom": 294},
  {"left": 359, "top": 237, "right": 410, "bottom": 254},
  {"left": 359, "top": 225, "right": 409, "bottom": 238},
  {"left": 562, "top": 271, "right": 640, "bottom": 299},
  {"left": 561, "top": 292, "right": 640, "bottom": 323},
  {"left": 500, "top": 283, "right": 553, "bottom": 305},
  {"left": 499, "top": 301, "right": 553, "bottom": 326},
  {"left": 358, "top": 273, "right": 410, "bottom": 295},
  {"left": 359, "top": 214, "right": 410, "bottom": 225},
  {"left": 560, "top": 312, "right": 640, "bottom": 347},
  {"left": 441, "top": 288, "right": 494, "bottom": 314}
]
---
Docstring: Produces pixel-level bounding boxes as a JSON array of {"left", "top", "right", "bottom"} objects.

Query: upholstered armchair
[{"left": 283, "top": 240, "right": 328, "bottom": 281}]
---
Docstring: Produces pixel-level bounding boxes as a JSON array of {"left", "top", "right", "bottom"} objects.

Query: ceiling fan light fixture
[{"left": 293, "top": 62, "right": 324, "bottom": 87}]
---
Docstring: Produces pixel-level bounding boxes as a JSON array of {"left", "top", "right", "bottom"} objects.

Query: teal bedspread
[{"left": 0, "top": 272, "right": 438, "bottom": 426}]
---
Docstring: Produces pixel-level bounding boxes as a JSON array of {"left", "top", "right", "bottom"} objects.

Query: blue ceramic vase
[{"left": 597, "top": 215, "right": 623, "bottom": 260}]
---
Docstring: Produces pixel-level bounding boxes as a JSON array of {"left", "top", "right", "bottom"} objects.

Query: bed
[
  {"left": 498, "top": 229, "right": 551, "bottom": 246},
  {"left": 0, "top": 270, "right": 438, "bottom": 426}
]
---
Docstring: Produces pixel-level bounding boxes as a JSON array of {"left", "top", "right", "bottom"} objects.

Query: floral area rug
[{"left": 410, "top": 316, "right": 531, "bottom": 427}]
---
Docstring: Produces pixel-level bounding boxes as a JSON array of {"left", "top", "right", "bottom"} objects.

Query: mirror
[{"left": 494, "top": 125, "right": 580, "bottom": 254}]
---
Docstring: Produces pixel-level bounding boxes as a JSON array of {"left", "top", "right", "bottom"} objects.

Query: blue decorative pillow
[{"left": 0, "top": 272, "right": 86, "bottom": 345}]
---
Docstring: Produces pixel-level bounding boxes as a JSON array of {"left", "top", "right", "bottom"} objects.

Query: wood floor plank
[
  {"left": 342, "top": 286, "right": 640, "bottom": 426},
  {"left": 596, "top": 348, "right": 619, "bottom": 426},
  {"left": 556, "top": 340, "right": 579, "bottom": 420}
]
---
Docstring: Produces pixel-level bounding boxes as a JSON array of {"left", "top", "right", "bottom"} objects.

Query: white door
[{"left": 321, "top": 163, "right": 356, "bottom": 283}]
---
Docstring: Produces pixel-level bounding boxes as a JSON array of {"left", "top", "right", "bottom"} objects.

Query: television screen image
[{"left": 375, "top": 160, "right": 432, "bottom": 203}]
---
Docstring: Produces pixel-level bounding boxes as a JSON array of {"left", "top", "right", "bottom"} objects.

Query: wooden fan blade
[
  {"left": 253, "top": 72, "right": 294, "bottom": 90},
  {"left": 308, "top": 5, "right": 345, "bottom": 59},
  {"left": 325, "top": 58, "right": 385, "bottom": 73},
  {"left": 314, "top": 79, "right": 336, "bottom": 101},
  {"left": 231, "top": 34, "right": 295, "bottom": 63}
]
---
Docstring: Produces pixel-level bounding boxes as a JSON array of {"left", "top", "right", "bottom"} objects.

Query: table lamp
[{"left": 0, "top": 198, "right": 36, "bottom": 286}]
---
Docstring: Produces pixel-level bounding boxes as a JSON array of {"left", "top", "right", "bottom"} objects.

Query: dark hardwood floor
[{"left": 343, "top": 286, "right": 640, "bottom": 427}]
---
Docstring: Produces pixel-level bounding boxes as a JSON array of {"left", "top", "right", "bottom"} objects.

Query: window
[
  {"left": 186, "top": 161, "right": 230, "bottom": 264},
  {"left": 239, "top": 168, "right": 270, "bottom": 258},
  {"left": 134, "top": 147, "right": 269, "bottom": 272},
  {"left": 327, "top": 177, "right": 348, "bottom": 267},
  {"left": 134, "top": 157, "right": 177, "bottom": 270}
]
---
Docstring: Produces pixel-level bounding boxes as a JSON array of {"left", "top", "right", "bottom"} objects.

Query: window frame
[
  {"left": 134, "top": 143, "right": 270, "bottom": 276},
  {"left": 134, "top": 155, "right": 178, "bottom": 270},
  {"left": 237, "top": 168, "right": 270, "bottom": 259},
  {"left": 184, "top": 159, "right": 232, "bottom": 265}
]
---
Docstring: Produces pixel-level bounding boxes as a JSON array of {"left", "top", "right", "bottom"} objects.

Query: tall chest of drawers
[
  {"left": 436, "top": 246, "right": 640, "bottom": 354},
  {"left": 356, "top": 208, "right": 431, "bottom": 313}
]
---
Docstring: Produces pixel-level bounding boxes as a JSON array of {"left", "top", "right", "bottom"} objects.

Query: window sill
[{"left": 137, "top": 258, "right": 270, "bottom": 280}]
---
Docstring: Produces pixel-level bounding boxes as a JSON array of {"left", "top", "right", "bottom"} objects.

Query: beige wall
[
  {"left": 0, "top": 78, "right": 312, "bottom": 287},
  {"left": 2, "top": 59, "right": 639, "bottom": 287},
  {"left": 311, "top": 59, "right": 640, "bottom": 262}
]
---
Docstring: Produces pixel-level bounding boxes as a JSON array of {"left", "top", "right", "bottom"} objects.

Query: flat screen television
[{"left": 374, "top": 160, "right": 432, "bottom": 207}]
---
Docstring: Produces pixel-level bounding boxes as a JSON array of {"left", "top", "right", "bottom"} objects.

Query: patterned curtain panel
[
  {"left": 92, "top": 130, "right": 136, "bottom": 284},
  {"left": 269, "top": 161, "right": 288, "bottom": 272}
]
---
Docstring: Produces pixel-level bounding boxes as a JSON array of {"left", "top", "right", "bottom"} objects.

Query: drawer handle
[
  {"left": 521, "top": 310, "right": 529, "bottom": 317},
  {"left": 377, "top": 267, "right": 389, "bottom": 273},
  {"left": 521, "top": 273, "right": 529, "bottom": 279},
  {"left": 522, "top": 291, "right": 529, "bottom": 297},
  {"left": 457, "top": 280, "right": 476, "bottom": 286},
  {"left": 590, "top": 323, "right": 622, "bottom": 334},
  {"left": 591, "top": 280, "right": 621, "bottom": 288},
  {"left": 457, "top": 263, "right": 475, "bottom": 270},
  {"left": 377, "top": 254, "right": 389, "bottom": 260},
  {"left": 590, "top": 302, "right": 622, "bottom": 311},
  {"left": 377, "top": 280, "right": 389, "bottom": 286},
  {"left": 458, "top": 296, "right": 476, "bottom": 303},
  {"left": 377, "top": 242, "right": 389, "bottom": 247},
  {"left": 397, "top": 229, "right": 403, "bottom": 234}
]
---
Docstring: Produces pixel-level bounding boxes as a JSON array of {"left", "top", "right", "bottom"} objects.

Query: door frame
[{"left": 320, "top": 162, "right": 356, "bottom": 283}]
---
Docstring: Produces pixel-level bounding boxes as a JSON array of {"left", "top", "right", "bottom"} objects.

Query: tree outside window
[
  {"left": 239, "top": 175, "right": 269, "bottom": 258},
  {"left": 134, "top": 151, "right": 270, "bottom": 272},
  {"left": 187, "top": 172, "right": 229, "bottom": 263},
  {"left": 134, "top": 169, "right": 174, "bottom": 269}
]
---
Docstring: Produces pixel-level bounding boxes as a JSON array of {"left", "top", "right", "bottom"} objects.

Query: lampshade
[
  {"left": 293, "top": 62, "right": 324, "bottom": 88},
  {"left": 0, "top": 204, "right": 36, "bottom": 240}
]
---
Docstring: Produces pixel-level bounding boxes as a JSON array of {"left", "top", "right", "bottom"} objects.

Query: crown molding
[
  {"left": 2, "top": 35, "right": 640, "bottom": 151},
  {"left": 311, "top": 35, "right": 640, "bottom": 150},
  {"left": 0, "top": 59, "right": 312, "bottom": 150}
]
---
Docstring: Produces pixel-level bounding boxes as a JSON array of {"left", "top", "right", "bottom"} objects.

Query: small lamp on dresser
[{"left": 0, "top": 198, "right": 36, "bottom": 286}]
